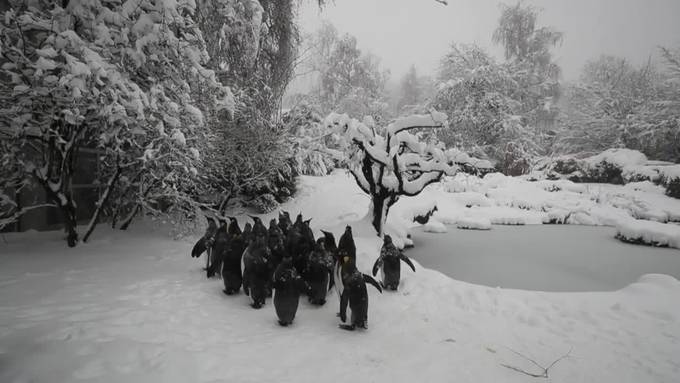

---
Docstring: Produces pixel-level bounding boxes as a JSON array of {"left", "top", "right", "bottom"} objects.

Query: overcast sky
[{"left": 298, "top": 0, "right": 680, "bottom": 82}]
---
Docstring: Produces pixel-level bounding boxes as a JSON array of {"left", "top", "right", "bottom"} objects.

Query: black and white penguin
[
  {"left": 249, "top": 215, "right": 268, "bottom": 240},
  {"left": 221, "top": 217, "right": 244, "bottom": 295},
  {"left": 191, "top": 216, "right": 217, "bottom": 259},
  {"left": 333, "top": 226, "right": 356, "bottom": 298},
  {"left": 273, "top": 256, "right": 309, "bottom": 326},
  {"left": 242, "top": 234, "right": 272, "bottom": 309},
  {"left": 372, "top": 234, "right": 416, "bottom": 291},
  {"left": 278, "top": 211, "right": 293, "bottom": 236},
  {"left": 304, "top": 240, "right": 334, "bottom": 305},
  {"left": 207, "top": 218, "right": 229, "bottom": 278},
  {"left": 338, "top": 255, "right": 382, "bottom": 331},
  {"left": 268, "top": 219, "right": 286, "bottom": 266},
  {"left": 285, "top": 214, "right": 311, "bottom": 275},
  {"left": 242, "top": 222, "right": 253, "bottom": 245},
  {"left": 320, "top": 230, "right": 339, "bottom": 292}
]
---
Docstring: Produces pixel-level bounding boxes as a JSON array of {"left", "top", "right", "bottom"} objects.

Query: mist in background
[{"left": 298, "top": 0, "right": 680, "bottom": 81}]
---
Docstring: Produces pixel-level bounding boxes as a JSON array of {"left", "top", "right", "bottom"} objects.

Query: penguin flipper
[
  {"left": 338, "top": 324, "right": 355, "bottom": 331},
  {"left": 399, "top": 253, "right": 416, "bottom": 272},
  {"left": 371, "top": 256, "right": 383, "bottom": 277},
  {"left": 192, "top": 238, "right": 206, "bottom": 258},
  {"left": 328, "top": 272, "right": 335, "bottom": 292},
  {"left": 363, "top": 274, "right": 383, "bottom": 293}
]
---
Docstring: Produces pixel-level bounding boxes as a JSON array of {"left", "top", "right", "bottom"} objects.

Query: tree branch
[{"left": 500, "top": 347, "right": 572, "bottom": 379}]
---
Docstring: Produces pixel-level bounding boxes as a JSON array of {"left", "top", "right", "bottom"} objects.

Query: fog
[{"left": 299, "top": 0, "right": 680, "bottom": 81}]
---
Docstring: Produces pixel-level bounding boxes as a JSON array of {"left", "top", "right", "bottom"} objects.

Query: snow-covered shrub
[
  {"left": 282, "top": 102, "right": 337, "bottom": 176},
  {"left": 666, "top": 177, "right": 680, "bottom": 199},
  {"left": 250, "top": 194, "right": 279, "bottom": 214}
]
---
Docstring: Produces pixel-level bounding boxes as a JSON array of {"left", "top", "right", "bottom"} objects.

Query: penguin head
[
  {"left": 227, "top": 217, "right": 241, "bottom": 235},
  {"left": 243, "top": 222, "right": 252, "bottom": 232},
  {"left": 383, "top": 234, "right": 393, "bottom": 244},
  {"left": 344, "top": 225, "right": 352, "bottom": 236},
  {"left": 269, "top": 219, "right": 277, "bottom": 229}
]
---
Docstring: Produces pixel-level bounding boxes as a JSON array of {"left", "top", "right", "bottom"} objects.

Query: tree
[
  {"left": 492, "top": 2, "right": 562, "bottom": 135},
  {"left": 433, "top": 43, "right": 541, "bottom": 175},
  {"left": 324, "top": 111, "right": 456, "bottom": 236},
  {"left": 0, "top": 0, "right": 233, "bottom": 245}
]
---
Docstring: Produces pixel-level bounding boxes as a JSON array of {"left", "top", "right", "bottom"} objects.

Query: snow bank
[
  {"left": 584, "top": 148, "right": 648, "bottom": 169},
  {"left": 616, "top": 219, "right": 680, "bottom": 249},
  {"left": 423, "top": 219, "right": 447, "bottom": 233},
  {"left": 456, "top": 216, "right": 491, "bottom": 230}
]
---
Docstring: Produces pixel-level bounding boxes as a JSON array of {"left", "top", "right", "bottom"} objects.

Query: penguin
[
  {"left": 338, "top": 255, "right": 382, "bottom": 331},
  {"left": 191, "top": 216, "right": 217, "bottom": 258},
  {"left": 268, "top": 219, "right": 287, "bottom": 266},
  {"left": 221, "top": 217, "right": 244, "bottom": 295},
  {"left": 207, "top": 218, "right": 229, "bottom": 278},
  {"left": 333, "top": 226, "right": 356, "bottom": 299},
  {"left": 337, "top": 225, "right": 356, "bottom": 261},
  {"left": 285, "top": 216, "right": 308, "bottom": 275},
  {"left": 242, "top": 222, "right": 253, "bottom": 245},
  {"left": 320, "top": 230, "right": 339, "bottom": 292},
  {"left": 249, "top": 215, "right": 268, "bottom": 240},
  {"left": 273, "top": 256, "right": 309, "bottom": 326},
  {"left": 304, "top": 240, "right": 334, "bottom": 305},
  {"left": 242, "top": 234, "right": 272, "bottom": 309},
  {"left": 372, "top": 234, "right": 416, "bottom": 291},
  {"left": 278, "top": 211, "right": 293, "bottom": 236}
]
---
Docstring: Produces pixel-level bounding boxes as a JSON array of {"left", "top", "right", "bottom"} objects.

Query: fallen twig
[{"left": 500, "top": 346, "right": 572, "bottom": 379}]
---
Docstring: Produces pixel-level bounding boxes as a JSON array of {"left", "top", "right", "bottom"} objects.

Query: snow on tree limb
[{"left": 324, "top": 110, "right": 457, "bottom": 235}]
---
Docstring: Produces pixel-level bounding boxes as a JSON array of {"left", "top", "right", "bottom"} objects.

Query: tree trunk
[
  {"left": 62, "top": 199, "right": 79, "bottom": 247},
  {"left": 369, "top": 192, "right": 397, "bottom": 237},
  {"left": 119, "top": 204, "right": 140, "bottom": 231},
  {"left": 83, "top": 165, "right": 122, "bottom": 243}
]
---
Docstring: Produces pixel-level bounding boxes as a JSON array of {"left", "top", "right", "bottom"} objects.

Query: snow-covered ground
[{"left": 1, "top": 171, "right": 680, "bottom": 383}]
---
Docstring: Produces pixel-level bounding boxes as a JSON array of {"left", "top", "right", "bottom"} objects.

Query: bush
[{"left": 666, "top": 177, "right": 680, "bottom": 199}]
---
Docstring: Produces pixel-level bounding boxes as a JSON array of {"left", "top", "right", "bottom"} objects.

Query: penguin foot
[
  {"left": 338, "top": 324, "right": 355, "bottom": 331},
  {"left": 278, "top": 320, "right": 291, "bottom": 327},
  {"left": 223, "top": 288, "right": 238, "bottom": 295},
  {"left": 251, "top": 302, "right": 264, "bottom": 309}
]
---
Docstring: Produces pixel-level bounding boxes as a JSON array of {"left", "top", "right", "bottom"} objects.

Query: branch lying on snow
[
  {"left": 500, "top": 347, "right": 572, "bottom": 379},
  {"left": 0, "top": 203, "right": 56, "bottom": 230}
]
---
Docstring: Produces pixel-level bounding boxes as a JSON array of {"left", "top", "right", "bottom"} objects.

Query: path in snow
[{"left": 408, "top": 224, "right": 680, "bottom": 292}]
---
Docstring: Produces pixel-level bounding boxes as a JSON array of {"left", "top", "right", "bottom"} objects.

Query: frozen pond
[{"left": 407, "top": 224, "right": 680, "bottom": 292}]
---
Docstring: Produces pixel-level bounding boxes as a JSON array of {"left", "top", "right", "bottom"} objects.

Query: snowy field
[{"left": 1, "top": 171, "right": 680, "bottom": 383}]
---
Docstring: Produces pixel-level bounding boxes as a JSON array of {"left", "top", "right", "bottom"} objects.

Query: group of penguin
[{"left": 191, "top": 211, "right": 417, "bottom": 330}]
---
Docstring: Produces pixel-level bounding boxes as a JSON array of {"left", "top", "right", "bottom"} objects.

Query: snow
[
  {"left": 616, "top": 219, "right": 680, "bottom": 249},
  {"left": 1, "top": 171, "right": 680, "bottom": 383},
  {"left": 584, "top": 148, "right": 648, "bottom": 169},
  {"left": 423, "top": 219, "right": 447, "bottom": 233},
  {"left": 456, "top": 216, "right": 492, "bottom": 230},
  {"left": 171, "top": 129, "right": 186, "bottom": 146}
]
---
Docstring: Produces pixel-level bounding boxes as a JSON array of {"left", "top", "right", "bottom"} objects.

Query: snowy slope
[{"left": 1, "top": 172, "right": 680, "bottom": 383}]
